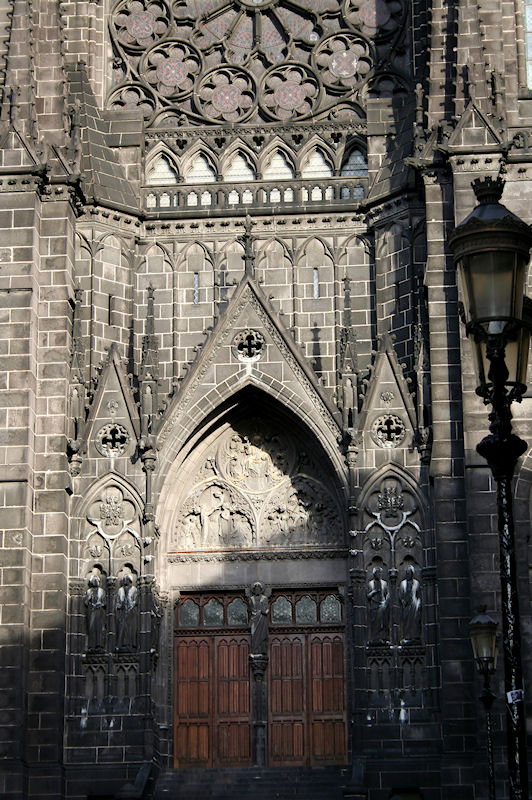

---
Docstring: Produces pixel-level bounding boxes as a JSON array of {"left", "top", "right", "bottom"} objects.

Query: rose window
[
  {"left": 113, "top": 0, "right": 169, "bottom": 49},
  {"left": 197, "top": 68, "right": 255, "bottom": 122},
  {"left": 109, "top": 0, "right": 382, "bottom": 123},
  {"left": 315, "top": 34, "right": 373, "bottom": 89},
  {"left": 143, "top": 42, "right": 201, "bottom": 97},
  {"left": 262, "top": 66, "right": 319, "bottom": 120},
  {"left": 344, "top": 0, "right": 404, "bottom": 38}
]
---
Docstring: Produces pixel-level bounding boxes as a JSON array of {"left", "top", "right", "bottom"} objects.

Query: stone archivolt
[
  {"left": 172, "top": 421, "right": 344, "bottom": 550},
  {"left": 107, "top": 0, "right": 398, "bottom": 123}
]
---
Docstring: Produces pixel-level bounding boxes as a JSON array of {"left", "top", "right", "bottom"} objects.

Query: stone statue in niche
[
  {"left": 247, "top": 582, "right": 269, "bottom": 656},
  {"left": 85, "top": 574, "right": 106, "bottom": 650},
  {"left": 399, "top": 564, "right": 422, "bottom": 643},
  {"left": 115, "top": 574, "right": 138, "bottom": 649},
  {"left": 367, "top": 566, "right": 390, "bottom": 643}
]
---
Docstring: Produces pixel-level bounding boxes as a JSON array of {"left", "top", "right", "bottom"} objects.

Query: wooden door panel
[
  {"left": 309, "top": 635, "right": 347, "bottom": 764},
  {"left": 215, "top": 637, "right": 251, "bottom": 766},
  {"left": 174, "top": 637, "right": 212, "bottom": 767},
  {"left": 311, "top": 720, "right": 347, "bottom": 762},
  {"left": 269, "top": 636, "right": 307, "bottom": 765},
  {"left": 175, "top": 722, "right": 210, "bottom": 766}
]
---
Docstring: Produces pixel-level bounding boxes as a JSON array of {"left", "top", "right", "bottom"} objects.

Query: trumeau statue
[
  {"left": 399, "top": 564, "right": 422, "bottom": 643},
  {"left": 247, "top": 582, "right": 270, "bottom": 656},
  {"left": 85, "top": 574, "right": 106, "bottom": 650},
  {"left": 115, "top": 574, "right": 138, "bottom": 649},
  {"left": 367, "top": 566, "right": 390, "bottom": 643}
]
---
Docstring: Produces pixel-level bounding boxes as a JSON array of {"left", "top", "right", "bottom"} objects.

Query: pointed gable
[
  {"left": 82, "top": 344, "right": 140, "bottom": 467},
  {"left": 446, "top": 102, "right": 502, "bottom": 150},
  {"left": 157, "top": 275, "right": 343, "bottom": 474},
  {"left": 358, "top": 331, "right": 418, "bottom": 460}
]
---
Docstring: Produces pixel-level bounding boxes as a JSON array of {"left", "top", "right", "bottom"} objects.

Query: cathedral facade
[{"left": 0, "top": 0, "right": 531, "bottom": 796}]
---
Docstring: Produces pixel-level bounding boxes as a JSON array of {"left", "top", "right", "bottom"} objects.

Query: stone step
[{"left": 152, "top": 766, "right": 354, "bottom": 800}]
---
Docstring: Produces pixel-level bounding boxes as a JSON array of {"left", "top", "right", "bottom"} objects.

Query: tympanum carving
[{"left": 172, "top": 421, "right": 344, "bottom": 551}]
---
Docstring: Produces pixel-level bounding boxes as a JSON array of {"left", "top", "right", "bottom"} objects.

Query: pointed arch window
[
  {"left": 301, "top": 149, "right": 333, "bottom": 179},
  {"left": 147, "top": 154, "right": 179, "bottom": 185},
  {"left": 185, "top": 154, "right": 216, "bottom": 184},
  {"left": 341, "top": 148, "right": 368, "bottom": 177},
  {"left": 263, "top": 150, "right": 294, "bottom": 180},
  {"left": 224, "top": 152, "right": 256, "bottom": 182}
]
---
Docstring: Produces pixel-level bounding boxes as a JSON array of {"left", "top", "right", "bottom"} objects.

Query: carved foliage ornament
[
  {"left": 107, "top": 0, "right": 396, "bottom": 124},
  {"left": 87, "top": 486, "right": 139, "bottom": 538}
]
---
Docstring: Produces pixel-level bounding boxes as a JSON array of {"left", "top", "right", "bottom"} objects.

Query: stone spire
[
  {"left": 139, "top": 285, "right": 159, "bottom": 522},
  {"left": 67, "top": 285, "right": 87, "bottom": 475}
]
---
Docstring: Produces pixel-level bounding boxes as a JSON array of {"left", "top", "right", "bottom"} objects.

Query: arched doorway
[{"left": 159, "top": 390, "right": 349, "bottom": 769}]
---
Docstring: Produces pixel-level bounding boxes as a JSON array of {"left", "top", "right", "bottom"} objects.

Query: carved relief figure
[
  {"left": 115, "top": 574, "right": 138, "bottom": 649},
  {"left": 367, "top": 566, "right": 390, "bottom": 643},
  {"left": 399, "top": 564, "right": 422, "bottom": 643},
  {"left": 177, "top": 483, "right": 253, "bottom": 549},
  {"left": 248, "top": 582, "right": 269, "bottom": 656},
  {"left": 173, "top": 421, "right": 343, "bottom": 551},
  {"left": 85, "top": 574, "right": 106, "bottom": 650},
  {"left": 222, "top": 431, "right": 288, "bottom": 491}
]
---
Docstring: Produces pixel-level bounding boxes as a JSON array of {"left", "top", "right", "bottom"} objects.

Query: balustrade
[{"left": 143, "top": 177, "right": 368, "bottom": 215}]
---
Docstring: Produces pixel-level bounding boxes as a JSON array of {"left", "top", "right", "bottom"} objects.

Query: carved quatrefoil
[
  {"left": 232, "top": 329, "right": 266, "bottom": 362},
  {"left": 95, "top": 424, "right": 130, "bottom": 457},
  {"left": 370, "top": 414, "right": 406, "bottom": 448}
]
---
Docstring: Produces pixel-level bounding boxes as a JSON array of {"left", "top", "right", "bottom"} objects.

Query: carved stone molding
[{"left": 168, "top": 547, "right": 348, "bottom": 562}]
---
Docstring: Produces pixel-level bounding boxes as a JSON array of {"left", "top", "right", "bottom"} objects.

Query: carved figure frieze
[
  {"left": 175, "top": 482, "right": 254, "bottom": 548},
  {"left": 171, "top": 420, "right": 344, "bottom": 551},
  {"left": 263, "top": 476, "right": 343, "bottom": 546}
]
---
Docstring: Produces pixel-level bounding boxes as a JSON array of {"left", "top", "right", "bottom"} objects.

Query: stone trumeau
[{"left": 0, "top": 0, "right": 531, "bottom": 796}]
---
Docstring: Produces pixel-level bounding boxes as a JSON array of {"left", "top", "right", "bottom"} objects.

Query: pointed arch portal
[{"left": 158, "top": 388, "right": 349, "bottom": 769}]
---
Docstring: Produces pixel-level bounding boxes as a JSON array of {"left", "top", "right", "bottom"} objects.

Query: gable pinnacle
[
  {"left": 140, "top": 284, "right": 159, "bottom": 381},
  {"left": 240, "top": 215, "right": 255, "bottom": 278}
]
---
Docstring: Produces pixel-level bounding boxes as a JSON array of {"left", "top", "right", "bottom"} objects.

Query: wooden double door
[{"left": 174, "top": 592, "right": 347, "bottom": 768}]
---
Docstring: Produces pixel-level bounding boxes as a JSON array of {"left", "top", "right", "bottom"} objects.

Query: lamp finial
[{"left": 472, "top": 176, "right": 504, "bottom": 204}]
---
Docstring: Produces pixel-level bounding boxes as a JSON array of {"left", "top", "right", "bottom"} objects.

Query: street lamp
[
  {"left": 449, "top": 176, "right": 532, "bottom": 800},
  {"left": 470, "top": 608, "right": 499, "bottom": 800}
]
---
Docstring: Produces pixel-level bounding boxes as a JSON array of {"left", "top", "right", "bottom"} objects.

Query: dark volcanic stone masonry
[{"left": 0, "top": 0, "right": 530, "bottom": 797}]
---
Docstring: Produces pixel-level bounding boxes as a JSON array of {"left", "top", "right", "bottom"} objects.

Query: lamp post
[
  {"left": 470, "top": 608, "right": 499, "bottom": 800},
  {"left": 448, "top": 176, "right": 532, "bottom": 800}
]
